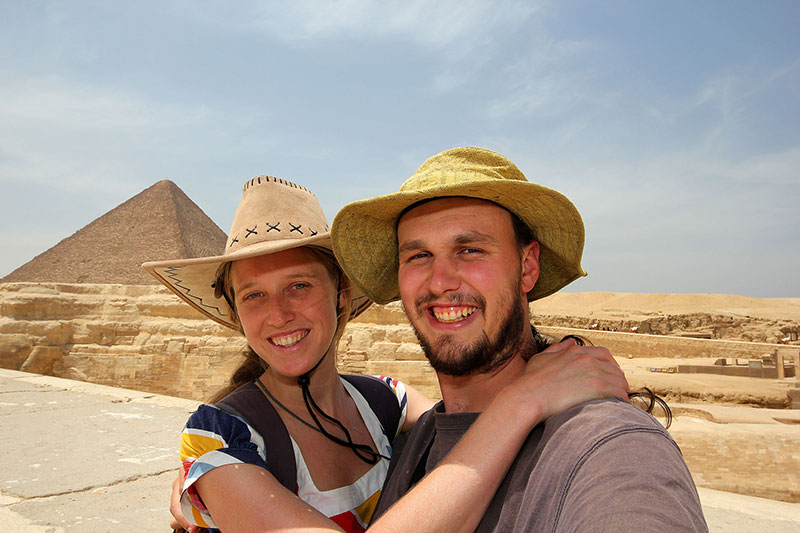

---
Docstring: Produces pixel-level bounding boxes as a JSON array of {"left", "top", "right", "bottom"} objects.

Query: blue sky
[{"left": 1, "top": 1, "right": 798, "bottom": 297}]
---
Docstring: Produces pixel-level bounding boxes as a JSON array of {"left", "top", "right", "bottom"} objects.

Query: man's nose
[{"left": 428, "top": 257, "right": 461, "bottom": 295}]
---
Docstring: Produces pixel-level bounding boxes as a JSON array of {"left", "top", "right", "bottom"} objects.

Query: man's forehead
[
  {"left": 397, "top": 197, "right": 515, "bottom": 245},
  {"left": 398, "top": 196, "right": 506, "bottom": 224}
]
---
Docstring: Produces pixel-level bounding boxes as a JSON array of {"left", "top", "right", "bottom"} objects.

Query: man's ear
[{"left": 521, "top": 241, "right": 540, "bottom": 294}]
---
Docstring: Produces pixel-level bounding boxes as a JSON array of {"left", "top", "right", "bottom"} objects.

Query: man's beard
[{"left": 408, "top": 286, "right": 529, "bottom": 377}]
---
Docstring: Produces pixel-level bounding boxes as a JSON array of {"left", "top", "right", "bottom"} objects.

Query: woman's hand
[
  {"left": 504, "top": 338, "right": 629, "bottom": 428},
  {"left": 169, "top": 468, "right": 197, "bottom": 533}
]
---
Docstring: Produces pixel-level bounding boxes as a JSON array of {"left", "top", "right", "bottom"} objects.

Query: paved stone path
[{"left": 1, "top": 368, "right": 799, "bottom": 532}]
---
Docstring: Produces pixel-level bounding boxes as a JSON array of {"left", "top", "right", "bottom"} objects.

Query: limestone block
[
  {"left": 339, "top": 349, "right": 367, "bottom": 363},
  {"left": 370, "top": 342, "right": 399, "bottom": 359},
  {"left": 348, "top": 328, "right": 377, "bottom": 351},
  {"left": 0, "top": 333, "right": 33, "bottom": 356},
  {"left": 396, "top": 342, "right": 425, "bottom": 361},
  {"left": 64, "top": 366, "right": 90, "bottom": 382},
  {"left": 385, "top": 325, "right": 417, "bottom": 344},
  {"left": 20, "top": 346, "right": 63, "bottom": 374},
  {"left": 788, "top": 388, "right": 800, "bottom": 410}
]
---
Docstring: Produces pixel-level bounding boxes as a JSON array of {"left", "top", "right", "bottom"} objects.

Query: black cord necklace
[{"left": 257, "top": 346, "right": 389, "bottom": 465}]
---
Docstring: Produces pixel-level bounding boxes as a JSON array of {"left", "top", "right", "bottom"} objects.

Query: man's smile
[{"left": 430, "top": 305, "right": 478, "bottom": 323}]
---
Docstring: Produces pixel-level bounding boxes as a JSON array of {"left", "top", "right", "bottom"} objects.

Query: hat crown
[
  {"left": 226, "top": 176, "right": 329, "bottom": 255},
  {"left": 401, "top": 146, "right": 527, "bottom": 192}
]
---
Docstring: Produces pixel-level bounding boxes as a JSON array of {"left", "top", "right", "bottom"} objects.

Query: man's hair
[{"left": 508, "top": 209, "right": 536, "bottom": 251}]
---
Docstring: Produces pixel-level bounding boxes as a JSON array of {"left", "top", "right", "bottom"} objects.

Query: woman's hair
[
  {"left": 209, "top": 246, "right": 353, "bottom": 403},
  {"left": 557, "top": 333, "right": 673, "bottom": 428}
]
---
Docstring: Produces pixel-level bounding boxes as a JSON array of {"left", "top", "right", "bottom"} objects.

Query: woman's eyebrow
[{"left": 234, "top": 272, "right": 325, "bottom": 292}]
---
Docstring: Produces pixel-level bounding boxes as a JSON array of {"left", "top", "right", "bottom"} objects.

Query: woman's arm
[
  {"left": 179, "top": 338, "right": 626, "bottom": 532},
  {"left": 369, "top": 338, "right": 628, "bottom": 533},
  {"left": 195, "top": 463, "right": 343, "bottom": 532},
  {"left": 401, "top": 383, "right": 436, "bottom": 431}
]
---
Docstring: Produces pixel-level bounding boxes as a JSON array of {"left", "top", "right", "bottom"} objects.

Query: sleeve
[
  {"left": 179, "top": 404, "right": 270, "bottom": 529},
  {"left": 552, "top": 429, "right": 708, "bottom": 532},
  {"left": 377, "top": 375, "right": 408, "bottom": 439}
]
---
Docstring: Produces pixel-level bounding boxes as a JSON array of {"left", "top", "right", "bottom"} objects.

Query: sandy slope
[{"left": 533, "top": 292, "right": 800, "bottom": 321}]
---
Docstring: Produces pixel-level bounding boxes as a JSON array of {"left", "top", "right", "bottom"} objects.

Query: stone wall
[
  {"left": 0, "top": 282, "right": 793, "bottom": 403},
  {"left": 537, "top": 326, "right": 792, "bottom": 361}
]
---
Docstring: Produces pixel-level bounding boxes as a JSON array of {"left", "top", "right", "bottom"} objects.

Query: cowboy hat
[
  {"left": 143, "top": 176, "right": 370, "bottom": 329},
  {"left": 331, "top": 146, "right": 586, "bottom": 305}
]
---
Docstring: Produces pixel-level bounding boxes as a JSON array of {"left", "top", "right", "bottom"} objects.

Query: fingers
[
  {"left": 537, "top": 337, "right": 578, "bottom": 355},
  {"left": 170, "top": 468, "right": 191, "bottom": 530}
]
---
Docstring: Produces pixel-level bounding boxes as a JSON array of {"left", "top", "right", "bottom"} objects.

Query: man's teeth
[
  {"left": 270, "top": 331, "right": 308, "bottom": 346},
  {"left": 432, "top": 307, "right": 477, "bottom": 323}
]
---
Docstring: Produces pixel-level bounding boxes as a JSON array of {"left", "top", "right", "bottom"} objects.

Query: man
[{"left": 331, "top": 147, "right": 707, "bottom": 531}]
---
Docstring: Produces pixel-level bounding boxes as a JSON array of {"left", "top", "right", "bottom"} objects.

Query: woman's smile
[{"left": 268, "top": 329, "right": 310, "bottom": 347}]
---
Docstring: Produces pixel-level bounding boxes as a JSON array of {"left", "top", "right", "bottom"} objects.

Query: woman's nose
[{"left": 263, "top": 295, "right": 294, "bottom": 326}]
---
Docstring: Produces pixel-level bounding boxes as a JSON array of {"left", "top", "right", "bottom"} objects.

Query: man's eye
[
  {"left": 404, "top": 252, "right": 430, "bottom": 262},
  {"left": 291, "top": 282, "right": 309, "bottom": 291},
  {"left": 461, "top": 247, "right": 483, "bottom": 255}
]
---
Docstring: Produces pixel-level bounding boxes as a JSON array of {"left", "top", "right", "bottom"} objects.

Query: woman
[{"left": 144, "top": 176, "right": 628, "bottom": 532}]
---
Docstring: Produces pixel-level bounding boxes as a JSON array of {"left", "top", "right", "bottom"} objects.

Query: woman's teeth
[
  {"left": 270, "top": 331, "right": 308, "bottom": 346},
  {"left": 432, "top": 306, "right": 477, "bottom": 323}
]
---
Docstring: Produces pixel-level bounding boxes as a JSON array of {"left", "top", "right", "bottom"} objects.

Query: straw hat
[
  {"left": 331, "top": 147, "right": 586, "bottom": 305},
  {"left": 143, "top": 176, "right": 370, "bottom": 329}
]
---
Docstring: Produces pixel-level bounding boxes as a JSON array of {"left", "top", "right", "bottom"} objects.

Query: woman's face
[{"left": 230, "top": 247, "right": 342, "bottom": 378}]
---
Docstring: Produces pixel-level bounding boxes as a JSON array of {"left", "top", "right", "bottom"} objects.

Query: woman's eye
[{"left": 242, "top": 291, "right": 263, "bottom": 301}]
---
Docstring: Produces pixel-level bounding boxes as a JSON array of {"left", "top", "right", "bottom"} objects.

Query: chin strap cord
[{"left": 297, "top": 371, "right": 390, "bottom": 464}]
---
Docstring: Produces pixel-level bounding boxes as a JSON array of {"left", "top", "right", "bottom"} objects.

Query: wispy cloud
[
  {"left": 178, "top": 0, "right": 543, "bottom": 93},
  {"left": 484, "top": 38, "right": 594, "bottom": 119},
  {"left": 208, "top": 0, "right": 541, "bottom": 49},
  {"left": 0, "top": 71, "right": 245, "bottom": 194}
]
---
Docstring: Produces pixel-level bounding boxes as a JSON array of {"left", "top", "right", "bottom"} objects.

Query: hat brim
[
  {"left": 332, "top": 178, "right": 586, "bottom": 305},
  {"left": 143, "top": 233, "right": 371, "bottom": 329}
]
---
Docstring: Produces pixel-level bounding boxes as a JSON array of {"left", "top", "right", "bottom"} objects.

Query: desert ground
[{"left": 1, "top": 288, "right": 799, "bottom": 530}]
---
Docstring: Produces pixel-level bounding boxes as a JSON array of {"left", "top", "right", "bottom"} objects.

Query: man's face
[{"left": 396, "top": 197, "right": 540, "bottom": 376}]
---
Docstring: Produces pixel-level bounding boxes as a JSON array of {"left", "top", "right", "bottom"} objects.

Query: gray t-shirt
[{"left": 375, "top": 398, "right": 707, "bottom": 532}]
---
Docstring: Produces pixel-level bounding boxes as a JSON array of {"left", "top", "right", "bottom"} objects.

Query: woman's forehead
[{"left": 230, "top": 248, "right": 331, "bottom": 284}]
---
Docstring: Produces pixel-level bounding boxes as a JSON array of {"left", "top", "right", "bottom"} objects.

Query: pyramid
[{"left": 1, "top": 180, "right": 228, "bottom": 285}]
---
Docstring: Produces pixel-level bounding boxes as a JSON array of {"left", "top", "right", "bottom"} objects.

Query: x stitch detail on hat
[{"left": 144, "top": 174, "right": 370, "bottom": 329}]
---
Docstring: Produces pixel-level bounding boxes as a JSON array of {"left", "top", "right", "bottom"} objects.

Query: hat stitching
[
  {"left": 162, "top": 266, "right": 227, "bottom": 319},
  {"left": 266, "top": 222, "right": 281, "bottom": 232},
  {"left": 289, "top": 223, "right": 303, "bottom": 234},
  {"left": 245, "top": 227, "right": 257, "bottom": 238},
  {"left": 242, "top": 176, "right": 314, "bottom": 195},
  {"left": 228, "top": 236, "right": 239, "bottom": 248}
]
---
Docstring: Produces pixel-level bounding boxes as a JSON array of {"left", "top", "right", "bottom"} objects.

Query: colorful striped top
[{"left": 179, "top": 376, "right": 408, "bottom": 531}]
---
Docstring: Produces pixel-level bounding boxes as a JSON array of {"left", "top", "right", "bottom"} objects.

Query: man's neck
[{"left": 436, "top": 353, "right": 527, "bottom": 413}]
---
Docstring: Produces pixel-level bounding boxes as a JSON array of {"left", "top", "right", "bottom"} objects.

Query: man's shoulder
[{"left": 536, "top": 398, "right": 678, "bottom": 459}]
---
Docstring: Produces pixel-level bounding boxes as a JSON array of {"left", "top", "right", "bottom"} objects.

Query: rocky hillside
[{"left": 531, "top": 292, "right": 800, "bottom": 344}]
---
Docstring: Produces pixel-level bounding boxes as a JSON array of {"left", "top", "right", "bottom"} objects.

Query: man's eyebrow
[
  {"left": 452, "top": 231, "right": 497, "bottom": 246},
  {"left": 398, "top": 239, "right": 425, "bottom": 255},
  {"left": 398, "top": 231, "right": 498, "bottom": 255}
]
